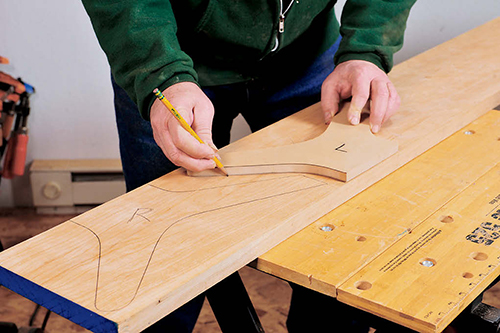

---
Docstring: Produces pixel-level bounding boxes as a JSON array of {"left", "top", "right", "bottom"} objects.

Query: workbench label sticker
[
  {"left": 489, "top": 193, "right": 500, "bottom": 205},
  {"left": 379, "top": 228, "right": 442, "bottom": 272},
  {"left": 466, "top": 222, "right": 500, "bottom": 246}
]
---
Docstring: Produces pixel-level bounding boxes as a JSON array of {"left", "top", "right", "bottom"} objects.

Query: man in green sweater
[{"left": 82, "top": 0, "right": 416, "bottom": 331}]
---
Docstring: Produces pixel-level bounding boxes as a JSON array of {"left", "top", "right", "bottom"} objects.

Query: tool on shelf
[{"left": 0, "top": 57, "right": 35, "bottom": 184}]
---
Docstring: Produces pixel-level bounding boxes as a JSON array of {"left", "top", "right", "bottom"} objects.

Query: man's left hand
[{"left": 321, "top": 60, "right": 400, "bottom": 133}]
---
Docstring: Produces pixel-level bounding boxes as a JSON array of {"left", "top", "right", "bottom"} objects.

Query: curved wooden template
[{"left": 191, "top": 108, "right": 398, "bottom": 181}]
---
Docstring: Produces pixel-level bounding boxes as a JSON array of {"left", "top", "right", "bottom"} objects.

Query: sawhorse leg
[{"left": 206, "top": 271, "right": 265, "bottom": 333}]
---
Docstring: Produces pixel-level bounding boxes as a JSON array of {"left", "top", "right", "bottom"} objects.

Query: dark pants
[{"left": 112, "top": 37, "right": 385, "bottom": 333}]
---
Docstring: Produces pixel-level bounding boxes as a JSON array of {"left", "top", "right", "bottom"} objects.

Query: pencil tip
[{"left": 219, "top": 166, "right": 229, "bottom": 177}]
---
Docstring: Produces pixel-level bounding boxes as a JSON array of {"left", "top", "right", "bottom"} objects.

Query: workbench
[
  {"left": 255, "top": 108, "right": 500, "bottom": 332},
  {"left": 1, "top": 18, "right": 500, "bottom": 333}
]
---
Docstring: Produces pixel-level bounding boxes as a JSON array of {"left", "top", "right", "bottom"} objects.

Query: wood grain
[
  {"left": 256, "top": 110, "right": 500, "bottom": 297},
  {"left": 0, "top": 18, "right": 499, "bottom": 333},
  {"left": 191, "top": 109, "right": 398, "bottom": 181},
  {"left": 338, "top": 162, "right": 500, "bottom": 332}
]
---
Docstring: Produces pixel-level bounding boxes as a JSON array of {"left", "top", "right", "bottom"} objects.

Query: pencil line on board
[
  {"left": 70, "top": 176, "right": 328, "bottom": 312},
  {"left": 149, "top": 174, "right": 329, "bottom": 193}
]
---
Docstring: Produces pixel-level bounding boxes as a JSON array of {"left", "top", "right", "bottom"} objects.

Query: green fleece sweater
[{"left": 82, "top": 0, "right": 415, "bottom": 119}]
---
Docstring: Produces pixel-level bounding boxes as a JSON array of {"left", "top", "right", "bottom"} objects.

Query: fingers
[
  {"left": 321, "top": 60, "right": 401, "bottom": 133},
  {"left": 384, "top": 81, "right": 400, "bottom": 124},
  {"left": 167, "top": 115, "right": 214, "bottom": 160},
  {"left": 150, "top": 84, "right": 218, "bottom": 172},
  {"left": 369, "top": 79, "right": 390, "bottom": 133},
  {"left": 370, "top": 81, "right": 400, "bottom": 132},
  {"left": 157, "top": 123, "right": 216, "bottom": 172},
  {"left": 321, "top": 80, "right": 341, "bottom": 124},
  {"left": 348, "top": 78, "right": 370, "bottom": 126}
]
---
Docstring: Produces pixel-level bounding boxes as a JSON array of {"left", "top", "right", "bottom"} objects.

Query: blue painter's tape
[{"left": 0, "top": 266, "right": 117, "bottom": 333}]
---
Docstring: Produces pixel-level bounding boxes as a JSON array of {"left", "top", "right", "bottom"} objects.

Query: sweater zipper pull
[{"left": 279, "top": 14, "right": 285, "bottom": 33}]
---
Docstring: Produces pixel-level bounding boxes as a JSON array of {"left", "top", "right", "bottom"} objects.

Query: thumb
[{"left": 207, "top": 142, "right": 219, "bottom": 152}]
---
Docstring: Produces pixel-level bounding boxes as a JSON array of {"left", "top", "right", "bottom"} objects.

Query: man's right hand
[{"left": 150, "top": 82, "right": 218, "bottom": 172}]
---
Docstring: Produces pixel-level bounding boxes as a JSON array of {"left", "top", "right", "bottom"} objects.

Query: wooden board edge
[
  {"left": 0, "top": 266, "right": 117, "bottom": 333},
  {"left": 436, "top": 264, "right": 500, "bottom": 333},
  {"left": 190, "top": 164, "right": 347, "bottom": 182},
  {"left": 251, "top": 258, "right": 337, "bottom": 297},
  {"left": 336, "top": 288, "right": 436, "bottom": 333}
]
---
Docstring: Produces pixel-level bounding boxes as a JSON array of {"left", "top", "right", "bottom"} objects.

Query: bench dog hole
[
  {"left": 471, "top": 252, "right": 488, "bottom": 261},
  {"left": 355, "top": 281, "right": 372, "bottom": 291},
  {"left": 440, "top": 215, "right": 454, "bottom": 223},
  {"left": 462, "top": 272, "right": 473, "bottom": 279}
]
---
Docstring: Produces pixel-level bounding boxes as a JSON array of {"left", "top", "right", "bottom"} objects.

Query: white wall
[
  {"left": 0, "top": 1, "right": 119, "bottom": 206},
  {"left": 1, "top": 0, "right": 499, "bottom": 206}
]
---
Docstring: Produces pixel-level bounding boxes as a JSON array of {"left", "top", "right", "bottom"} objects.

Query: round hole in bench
[
  {"left": 439, "top": 215, "right": 454, "bottom": 223},
  {"left": 355, "top": 281, "right": 372, "bottom": 291},
  {"left": 471, "top": 252, "right": 488, "bottom": 261}
]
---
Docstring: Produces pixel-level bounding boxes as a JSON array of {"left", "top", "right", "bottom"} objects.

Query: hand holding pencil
[{"left": 150, "top": 82, "right": 227, "bottom": 175}]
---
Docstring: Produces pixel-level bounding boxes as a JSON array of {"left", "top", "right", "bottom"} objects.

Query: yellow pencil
[{"left": 153, "top": 88, "right": 228, "bottom": 176}]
